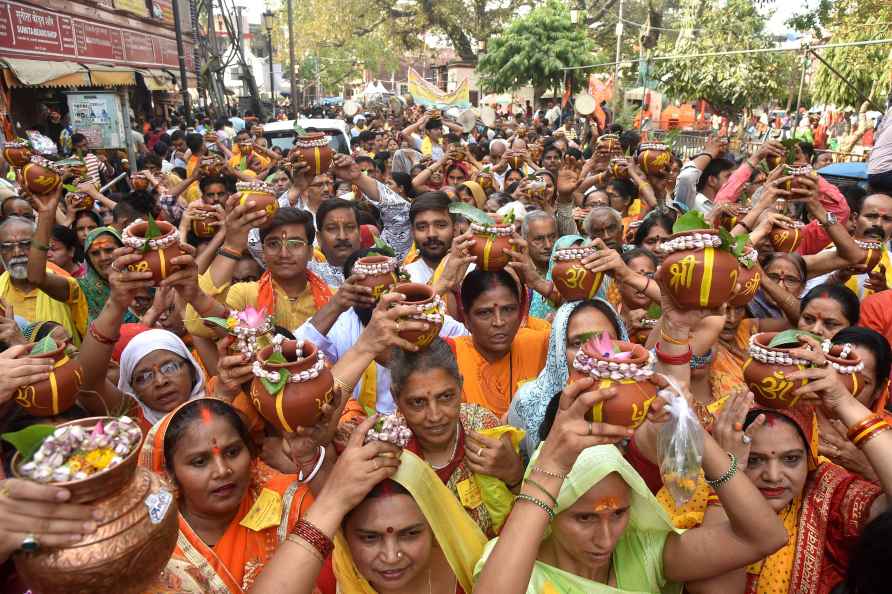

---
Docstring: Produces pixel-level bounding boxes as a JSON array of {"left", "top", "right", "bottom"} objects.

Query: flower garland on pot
[{"left": 203, "top": 306, "right": 274, "bottom": 359}]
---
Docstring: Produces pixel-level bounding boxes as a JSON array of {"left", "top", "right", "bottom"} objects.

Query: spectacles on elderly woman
[
  {"left": 132, "top": 359, "right": 186, "bottom": 388},
  {"left": 767, "top": 272, "right": 803, "bottom": 287}
]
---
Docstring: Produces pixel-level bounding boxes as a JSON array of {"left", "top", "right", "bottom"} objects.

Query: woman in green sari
[
  {"left": 79, "top": 227, "right": 139, "bottom": 323},
  {"left": 473, "top": 379, "right": 788, "bottom": 593}
]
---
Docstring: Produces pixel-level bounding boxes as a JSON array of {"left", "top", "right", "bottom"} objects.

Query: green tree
[
  {"left": 652, "top": 0, "right": 796, "bottom": 115},
  {"left": 789, "top": 0, "right": 892, "bottom": 108},
  {"left": 476, "top": 1, "right": 599, "bottom": 97}
]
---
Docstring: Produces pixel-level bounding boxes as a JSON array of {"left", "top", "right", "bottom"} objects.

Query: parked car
[{"left": 262, "top": 119, "right": 352, "bottom": 155}]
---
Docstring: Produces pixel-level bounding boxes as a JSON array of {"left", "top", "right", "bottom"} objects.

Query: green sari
[
  {"left": 79, "top": 227, "right": 139, "bottom": 324},
  {"left": 474, "top": 444, "right": 683, "bottom": 594}
]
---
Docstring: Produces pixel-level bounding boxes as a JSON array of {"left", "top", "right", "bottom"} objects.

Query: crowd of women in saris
[{"left": 2, "top": 104, "right": 892, "bottom": 594}]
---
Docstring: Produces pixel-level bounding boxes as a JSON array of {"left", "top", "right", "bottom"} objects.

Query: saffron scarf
[
  {"left": 331, "top": 450, "right": 487, "bottom": 594},
  {"left": 474, "top": 444, "right": 683, "bottom": 594},
  {"left": 255, "top": 269, "right": 332, "bottom": 315},
  {"left": 139, "top": 398, "right": 312, "bottom": 594}
]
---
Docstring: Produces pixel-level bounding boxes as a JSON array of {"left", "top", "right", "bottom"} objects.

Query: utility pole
[
  {"left": 235, "top": 6, "right": 248, "bottom": 100},
  {"left": 171, "top": 0, "right": 192, "bottom": 119},
  {"left": 613, "top": 0, "right": 624, "bottom": 112},
  {"left": 287, "top": 0, "right": 297, "bottom": 117}
]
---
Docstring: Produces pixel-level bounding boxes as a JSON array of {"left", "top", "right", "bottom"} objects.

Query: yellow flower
[{"left": 84, "top": 448, "right": 116, "bottom": 472}]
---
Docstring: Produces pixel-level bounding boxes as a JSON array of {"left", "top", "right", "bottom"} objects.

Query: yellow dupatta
[
  {"left": 846, "top": 247, "right": 892, "bottom": 298},
  {"left": 332, "top": 450, "right": 487, "bottom": 594}
]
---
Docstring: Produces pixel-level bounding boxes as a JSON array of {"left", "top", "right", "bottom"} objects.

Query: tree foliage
[
  {"left": 476, "top": 1, "right": 599, "bottom": 95},
  {"left": 653, "top": 0, "right": 796, "bottom": 115},
  {"left": 789, "top": 0, "right": 892, "bottom": 108}
]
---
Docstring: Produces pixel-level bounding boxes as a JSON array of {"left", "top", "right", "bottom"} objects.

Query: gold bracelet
[
  {"left": 286, "top": 533, "right": 323, "bottom": 562},
  {"left": 660, "top": 328, "right": 689, "bottom": 346}
]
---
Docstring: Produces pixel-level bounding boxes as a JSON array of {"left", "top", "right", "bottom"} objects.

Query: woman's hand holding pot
[
  {"left": 538, "top": 377, "right": 635, "bottom": 475},
  {"left": 107, "top": 246, "right": 154, "bottom": 312}
]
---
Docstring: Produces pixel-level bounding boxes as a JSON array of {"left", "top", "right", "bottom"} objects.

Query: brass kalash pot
[{"left": 12, "top": 416, "right": 178, "bottom": 593}]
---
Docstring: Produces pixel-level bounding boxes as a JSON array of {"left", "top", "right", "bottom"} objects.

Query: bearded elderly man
[{"left": 0, "top": 217, "right": 85, "bottom": 343}]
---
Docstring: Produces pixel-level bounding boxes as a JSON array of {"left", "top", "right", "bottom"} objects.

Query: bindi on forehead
[{"left": 593, "top": 496, "right": 622, "bottom": 513}]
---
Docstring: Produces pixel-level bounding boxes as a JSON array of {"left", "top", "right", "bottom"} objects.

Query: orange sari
[
  {"left": 139, "top": 399, "right": 313, "bottom": 593},
  {"left": 453, "top": 327, "right": 549, "bottom": 417}
]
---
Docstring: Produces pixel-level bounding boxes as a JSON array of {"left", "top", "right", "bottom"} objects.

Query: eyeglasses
[
  {"left": 0, "top": 240, "right": 31, "bottom": 253},
  {"left": 262, "top": 238, "right": 309, "bottom": 253},
  {"left": 767, "top": 273, "right": 803, "bottom": 287},
  {"left": 132, "top": 359, "right": 186, "bottom": 388}
]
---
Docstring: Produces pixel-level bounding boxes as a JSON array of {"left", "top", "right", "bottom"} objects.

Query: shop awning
[
  {"left": 87, "top": 66, "right": 136, "bottom": 87},
  {"left": 140, "top": 69, "right": 176, "bottom": 92},
  {"left": 0, "top": 58, "right": 89, "bottom": 87}
]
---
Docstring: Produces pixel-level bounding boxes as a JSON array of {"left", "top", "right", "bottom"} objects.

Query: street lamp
[{"left": 263, "top": 10, "right": 275, "bottom": 115}]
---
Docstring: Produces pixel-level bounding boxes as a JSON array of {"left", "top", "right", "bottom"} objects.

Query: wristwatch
[{"left": 821, "top": 212, "right": 837, "bottom": 227}]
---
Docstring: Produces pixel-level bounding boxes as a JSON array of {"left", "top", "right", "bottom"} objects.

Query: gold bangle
[
  {"left": 332, "top": 374, "right": 354, "bottom": 396},
  {"left": 660, "top": 328, "right": 689, "bottom": 346},
  {"left": 286, "top": 533, "right": 323, "bottom": 562},
  {"left": 855, "top": 424, "right": 892, "bottom": 448}
]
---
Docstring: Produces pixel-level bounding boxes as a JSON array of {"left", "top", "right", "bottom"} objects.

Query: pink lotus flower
[
  {"left": 235, "top": 306, "right": 268, "bottom": 329},
  {"left": 592, "top": 332, "right": 632, "bottom": 361}
]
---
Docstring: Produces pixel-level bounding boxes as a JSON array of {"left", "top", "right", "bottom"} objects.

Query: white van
[{"left": 261, "top": 119, "right": 352, "bottom": 155}]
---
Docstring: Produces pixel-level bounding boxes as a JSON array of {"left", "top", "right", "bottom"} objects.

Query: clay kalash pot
[
  {"left": 477, "top": 172, "right": 495, "bottom": 193},
  {"left": 12, "top": 417, "right": 178, "bottom": 594},
  {"left": 121, "top": 219, "right": 183, "bottom": 284},
  {"left": 507, "top": 154, "right": 524, "bottom": 170},
  {"left": 769, "top": 222, "right": 805, "bottom": 252},
  {"left": 130, "top": 173, "right": 150, "bottom": 191},
  {"left": 656, "top": 230, "right": 740, "bottom": 309},
  {"left": 250, "top": 338, "right": 334, "bottom": 432},
  {"left": 236, "top": 180, "right": 279, "bottom": 218},
  {"left": 14, "top": 340, "right": 83, "bottom": 417},
  {"left": 353, "top": 255, "right": 398, "bottom": 300},
  {"left": 3, "top": 139, "right": 33, "bottom": 168},
  {"left": 608, "top": 157, "right": 630, "bottom": 180},
  {"left": 238, "top": 141, "right": 254, "bottom": 156},
  {"left": 596, "top": 134, "right": 622, "bottom": 157},
  {"left": 199, "top": 155, "right": 224, "bottom": 177},
  {"left": 782, "top": 164, "right": 817, "bottom": 192},
  {"left": 203, "top": 132, "right": 218, "bottom": 144},
  {"left": 390, "top": 283, "right": 444, "bottom": 349},
  {"left": 65, "top": 191, "right": 95, "bottom": 212},
  {"left": 729, "top": 248, "right": 761, "bottom": 307},
  {"left": 529, "top": 143, "right": 543, "bottom": 163},
  {"left": 469, "top": 217, "right": 513, "bottom": 271},
  {"left": 293, "top": 132, "right": 333, "bottom": 176},
  {"left": 57, "top": 158, "right": 88, "bottom": 181},
  {"left": 190, "top": 203, "right": 221, "bottom": 238},
  {"left": 850, "top": 238, "right": 884, "bottom": 274},
  {"left": 551, "top": 245, "right": 604, "bottom": 302},
  {"left": 569, "top": 335, "right": 659, "bottom": 429},
  {"left": 251, "top": 125, "right": 264, "bottom": 137},
  {"left": 636, "top": 142, "right": 672, "bottom": 176},
  {"left": 22, "top": 155, "right": 62, "bottom": 195},
  {"left": 743, "top": 332, "right": 865, "bottom": 409}
]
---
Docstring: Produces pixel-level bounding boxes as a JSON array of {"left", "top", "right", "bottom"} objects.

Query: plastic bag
[{"left": 656, "top": 376, "right": 705, "bottom": 508}]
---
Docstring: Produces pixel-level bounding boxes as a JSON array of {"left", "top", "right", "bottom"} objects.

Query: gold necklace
[{"left": 429, "top": 424, "right": 460, "bottom": 470}]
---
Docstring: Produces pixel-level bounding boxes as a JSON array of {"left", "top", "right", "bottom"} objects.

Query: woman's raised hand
[
  {"left": 316, "top": 415, "right": 402, "bottom": 515},
  {"left": 785, "top": 335, "right": 855, "bottom": 414},
  {"left": 538, "top": 377, "right": 635, "bottom": 475},
  {"left": 711, "top": 390, "right": 764, "bottom": 470},
  {"left": 107, "top": 246, "right": 154, "bottom": 311}
]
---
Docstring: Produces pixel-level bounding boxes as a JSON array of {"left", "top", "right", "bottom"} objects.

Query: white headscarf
[{"left": 117, "top": 329, "right": 206, "bottom": 425}]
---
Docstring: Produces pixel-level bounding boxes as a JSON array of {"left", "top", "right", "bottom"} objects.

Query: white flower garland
[
  {"left": 295, "top": 134, "right": 330, "bottom": 148},
  {"left": 554, "top": 246, "right": 597, "bottom": 261},
  {"left": 854, "top": 239, "right": 883, "bottom": 251},
  {"left": 354, "top": 257, "right": 397, "bottom": 276},
  {"left": 252, "top": 337, "right": 326, "bottom": 385},
  {"left": 236, "top": 180, "right": 276, "bottom": 195},
  {"left": 121, "top": 219, "right": 180, "bottom": 250},
  {"left": 820, "top": 340, "right": 864, "bottom": 374},
  {"left": 657, "top": 232, "right": 723, "bottom": 255},
  {"left": 639, "top": 142, "right": 669, "bottom": 153},
  {"left": 738, "top": 247, "right": 759, "bottom": 268},
  {"left": 573, "top": 349, "right": 656, "bottom": 382},
  {"left": 403, "top": 294, "right": 446, "bottom": 325},
  {"left": 470, "top": 221, "right": 513, "bottom": 236}
]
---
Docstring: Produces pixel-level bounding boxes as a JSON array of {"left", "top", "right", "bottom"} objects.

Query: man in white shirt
[
  {"left": 404, "top": 192, "right": 455, "bottom": 284},
  {"left": 295, "top": 248, "right": 469, "bottom": 413}
]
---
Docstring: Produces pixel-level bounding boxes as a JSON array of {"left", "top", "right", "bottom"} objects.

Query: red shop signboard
[{"left": 0, "top": 0, "right": 192, "bottom": 69}]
